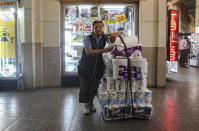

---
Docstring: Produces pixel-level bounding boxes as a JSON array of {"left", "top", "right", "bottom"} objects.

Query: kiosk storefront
[{"left": 60, "top": 0, "right": 139, "bottom": 87}]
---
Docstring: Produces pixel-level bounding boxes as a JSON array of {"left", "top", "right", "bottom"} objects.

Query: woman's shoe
[
  {"left": 83, "top": 104, "right": 91, "bottom": 115},
  {"left": 90, "top": 104, "right": 96, "bottom": 112}
]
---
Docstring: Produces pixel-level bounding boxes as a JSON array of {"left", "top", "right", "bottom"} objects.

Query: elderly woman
[{"left": 78, "top": 20, "right": 117, "bottom": 114}]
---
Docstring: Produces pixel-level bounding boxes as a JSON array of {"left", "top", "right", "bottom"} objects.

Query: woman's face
[{"left": 93, "top": 23, "right": 104, "bottom": 36}]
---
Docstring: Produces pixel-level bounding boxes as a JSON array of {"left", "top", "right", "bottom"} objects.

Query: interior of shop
[{"left": 167, "top": 0, "right": 199, "bottom": 83}]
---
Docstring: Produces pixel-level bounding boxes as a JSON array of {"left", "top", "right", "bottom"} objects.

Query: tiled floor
[{"left": 0, "top": 67, "right": 199, "bottom": 131}]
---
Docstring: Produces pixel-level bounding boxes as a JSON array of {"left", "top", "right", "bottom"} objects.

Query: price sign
[
  {"left": 104, "top": 19, "right": 116, "bottom": 24},
  {"left": 116, "top": 14, "right": 127, "bottom": 23}
]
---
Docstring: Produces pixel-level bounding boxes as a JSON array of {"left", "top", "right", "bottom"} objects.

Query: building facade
[{"left": 0, "top": 0, "right": 167, "bottom": 89}]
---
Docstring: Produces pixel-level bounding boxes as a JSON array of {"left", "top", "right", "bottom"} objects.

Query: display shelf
[{"left": 189, "top": 33, "right": 199, "bottom": 67}]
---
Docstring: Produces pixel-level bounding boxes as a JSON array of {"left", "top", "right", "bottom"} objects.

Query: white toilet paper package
[
  {"left": 112, "top": 58, "right": 148, "bottom": 80},
  {"left": 103, "top": 77, "right": 115, "bottom": 91},
  {"left": 143, "top": 89, "right": 152, "bottom": 104},
  {"left": 108, "top": 92, "right": 117, "bottom": 105},
  {"left": 116, "top": 91, "right": 126, "bottom": 105},
  {"left": 134, "top": 104, "right": 153, "bottom": 119},
  {"left": 103, "top": 53, "right": 113, "bottom": 76},
  {"left": 102, "top": 104, "right": 153, "bottom": 120},
  {"left": 132, "top": 79, "right": 148, "bottom": 91},
  {"left": 98, "top": 91, "right": 109, "bottom": 108},
  {"left": 112, "top": 36, "right": 142, "bottom": 59},
  {"left": 113, "top": 45, "right": 143, "bottom": 58}
]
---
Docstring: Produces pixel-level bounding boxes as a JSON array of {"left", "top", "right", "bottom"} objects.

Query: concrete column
[
  {"left": 22, "top": 0, "right": 44, "bottom": 89},
  {"left": 139, "top": 0, "right": 166, "bottom": 87},
  {"left": 22, "top": 0, "right": 36, "bottom": 89},
  {"left": 42, "top": 0, "right": 61, "bottom": 87},
  {"left": 196, "top": 0, "right": 199, "bottom": 28},
  {"left": 156, "top": 0, "right": 167, "bottom": 87},
  {"left": 22, "top": 0, "right": 61, "bottom": 89},
  {"left": 34, "top": 0, "right": 44, "bottom": 88}
]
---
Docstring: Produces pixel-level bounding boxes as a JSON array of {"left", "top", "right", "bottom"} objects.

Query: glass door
[
  {"left": 0, "top": 8, "right": 16, "bottom": 78},
  {"left": 63, "top": 4, "right": 136, "bottom": 75}
]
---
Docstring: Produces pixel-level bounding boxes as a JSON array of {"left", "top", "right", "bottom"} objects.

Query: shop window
[{"left": 64, "top": 4, "right": 136, "bottom": 74}]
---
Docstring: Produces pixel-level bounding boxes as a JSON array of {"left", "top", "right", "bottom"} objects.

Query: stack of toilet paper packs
[{"left": 98, "top": 36, "right": 153, "bottom": 120}]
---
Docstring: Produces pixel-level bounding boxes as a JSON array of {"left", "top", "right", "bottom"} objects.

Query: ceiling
[{"left": 175, "top": 0, "right": 196, "bottom": 14}]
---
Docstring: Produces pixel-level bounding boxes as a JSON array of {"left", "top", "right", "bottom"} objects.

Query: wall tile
[
  {"left": 35, "top": 43, "right": 43, "bottom": 88},
  {"left": 140, "top": 21, "right": 157, "bottom": 47},
  {"left": 158, "top": 21, "right": 166, "bottom": 47},
  {"left": 159, "top": 0, "right": 167, "bottom": 21},
  {"left": 156, "top": 47, "right": 166, "bottom": 87},
  {"left": 143, "top": 47, "right": 157, "bottom": 87},
  {"left": 140, "top": 0, "right": 156, "bottom": 22},
  {"left": 22, "top": 44, "right": 34, "bottom": 89},
  {"left": 24, "top": 0, "right": 32, "bottom": 10},
  {"left": 43, "top": 21, "right": 60, "bottom": 47},
  {"left": 43, "top": 0, "right": 60, "bottom": 21},
  {"left": 24, "top": 9, "right": 33, "bottom": 43},
  {"left": 43, "top": 47, "right": 61, "bottom": 87},
  {"left": 35, "top": 21, "right": 42, "bottom": 44}
]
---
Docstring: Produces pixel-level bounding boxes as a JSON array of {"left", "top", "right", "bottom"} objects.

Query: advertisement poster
[
  {"left": 116, "top": 14, "right": 127, "bottom": 23},
  {"left": 0, "top": 9, "right": 15, "bottom": 58},
  {"left": 167, "top": 9, "right": 179, "bottom": 61}
]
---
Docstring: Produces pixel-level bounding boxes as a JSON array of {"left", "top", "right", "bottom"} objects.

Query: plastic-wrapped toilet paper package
[
  {"left": 103, "top": 53, "right": 113, "bottom": 76},
  {"left": 134, "top": 104, "right": 153, "bottom": 119},
  {"left": 103, "top": 104, "right": 153, "bottom": 120},
  {"left": 133, "top": 90, "right": 144, "bottom": 108},
  {"left": 143, "top": 88, "right": 152, "bottom": 104},
  {"left": 103, "top": 77, "right": 115, "bottom": 91},
  {"left": 114, "top": 36, "right": 139, "bottom": 47},
  {"left": 113, "top": 36, "right": 142, "bottom": 58},
  {"left": 103, "top": 104, "right": 134, "bottom": 120},
  {"left": 112, "top": 58, "right": 148, "bottom": 80},
  {"left": 103, "top": 105, "right": 125, "bottom": 120},
  {"left": 108, "top": 92, "right": 117, "bottom": 105},
  {"left": 104, "top": 63, "right": 113, "bottom": 76},
  {"left": 98, "top": 91, "right": 109, "bottom": 108},
  {"left": 113, "top": 45, "right": 143, "bottom": 58},
  {"left": 127, "top": 92, "right": 134, "bottom": 105},
  {"left": 130, "top": 58, "right": 148, "bottom": 80},
  {"left": 132, "top": 79, "right": 148, "bottom": 91},
  {"left": 115, "top": 80, "right": 126, "bottom": 92},
  {"left": 125, "top": 36, "right": 139, "bottom": 45},
  {"left": 116, "top": 91, "right": 125, "bottom": 105}
]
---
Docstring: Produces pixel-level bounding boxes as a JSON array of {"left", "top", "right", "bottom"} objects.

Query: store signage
[
  {"left": 104, "top": 19, "right": 116, "bottom": 24},
  {"left": 116, "top": 14, "right": 127, "bottom": 23},
  {"left": 167, "top": 9, "right": 179, "bottom": 61},
  {"left": 0, "top": 2, "right": 16, "bottom": 6}
]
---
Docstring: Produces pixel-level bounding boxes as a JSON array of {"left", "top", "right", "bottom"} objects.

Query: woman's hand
[
  {"left": 109, "top": 32, "right": 120, "bottom": 43},
  {"left": 104, "top": 46, "right": 114, "bottom": 53},
  {"left": 111, "top": 32, "right": 120, "bottom": 37}
]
